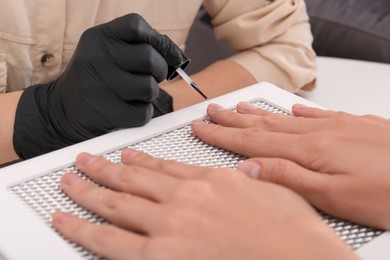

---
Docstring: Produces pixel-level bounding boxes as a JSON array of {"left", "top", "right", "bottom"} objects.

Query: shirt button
[{"left": 41, "top": 54, "right": 55, "bottom": 67}]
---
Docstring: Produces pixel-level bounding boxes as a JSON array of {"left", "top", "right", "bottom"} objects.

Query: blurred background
[
  {"left": 185, "top": 0, "right": 390, "bottom": 74},
  {"left": 185, "top": 0, "right": 390, "bottom": 118}
]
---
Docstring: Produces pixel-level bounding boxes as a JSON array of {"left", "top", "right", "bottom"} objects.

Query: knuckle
[
  {"left": 273, "top": 160, "right": 308, "bottom": 190},
  {"left": 241, "top": 127, "right": 263, "bottom": 155},
  {"left": 152, "top": 159, "right": 176, "bottom": 173},
  {"left": 301, "top": 133, "right": 330, "bottom": 170},
  {"left": 95, "top": 191, "right": 129, "bottom": 213},
  {"left": 269, "top": 159, "right": 289, "bottom": 183},
  {"left": 74, "top": 186, "right": 90, "bottom": 199},
  {"left": 173, "top": 180, "right": 212, "bottom": 201},
  {"left": 242, "top": 126, "right": 263, "bottom": 137},
  {"left": 91, "top": 225, "right": 118, "bottom": 248},
  {"left": 142, "top": 48, "right": 167, "bottom": 83},
  {"left": 334, "top": 111, "right": 352, "bottom": 124},
  {"left": 127, "top": 103, "right": 154, "bottom": 126},
  {"left": 162, "top": 208, "right": 198, "bottom": 234},
  {"left": 105, "top": 193, "right": 130, "bottom": 211},
  {"left": 135, "top": 76, "right": 158, "bottom": 101},
  {"left": 116, "top": 165, "right": 138, "bottom": 187},
  {"left": 141, "top": 47, "right": 156, "bottom": 69},
  {"left": 126, "top": 14, "right": 146, "bottom": 38},
  {"left": 257, "top": 117, "right": 278, "bottom": 130},
  {"left": 146, "top": 77, "right": 160, "bottom": 100}
]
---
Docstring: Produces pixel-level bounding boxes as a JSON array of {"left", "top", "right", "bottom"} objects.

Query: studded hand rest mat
[{"left": 9, "top": 100, "right": 383, "bottom": 259}]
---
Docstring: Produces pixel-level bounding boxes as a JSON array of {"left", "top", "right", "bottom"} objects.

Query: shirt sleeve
[{"left": 203, "top": 0, "right": 316, "bottom": 93}]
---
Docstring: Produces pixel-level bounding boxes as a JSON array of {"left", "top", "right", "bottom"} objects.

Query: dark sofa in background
[{"left": 307, "top": 0, "right": 390, "bottom": 64}]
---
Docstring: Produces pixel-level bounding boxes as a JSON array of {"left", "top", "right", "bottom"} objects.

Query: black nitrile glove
[{"left": 13, "top": 13, "right": 189, "bottom": 160}]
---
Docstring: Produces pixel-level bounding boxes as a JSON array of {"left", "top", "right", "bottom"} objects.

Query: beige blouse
[{"left": 0, "top": 0, "right": 316, "bottom": 94}]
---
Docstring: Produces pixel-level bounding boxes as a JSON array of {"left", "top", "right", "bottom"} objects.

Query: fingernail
[
  {"left": 237, "top": 101, "right": 256, "bottom": 112},
  {"left": 237, "top": 161, "right": 261, "bottom": 179},
  {"left": 52, "top": 211, "right": 71, "bottom": 226},
  {"left": 122, "top": 148, "right": 139, "bottom": 159},
  {"left": 293, "top": 103, "right": 307, "bottom": 110},
  {"left": 62, "top": 173, "right": 81, "bottom": 187},
  {"left": 77, "top": 153, "right": 97, "bottom": 168},
  {"left": 191, "top": 120, "right": 206, "bottom": 128},
  {"left": 207, "top": 103, "right": 224, "bottom": 112}
]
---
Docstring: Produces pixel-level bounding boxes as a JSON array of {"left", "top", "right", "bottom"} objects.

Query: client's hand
[
  {"left": 192, "top": 102, "right": 390, "bottom": 229},
  {"left": 52, "top": 149, "right": 355, "bottom": 259}
]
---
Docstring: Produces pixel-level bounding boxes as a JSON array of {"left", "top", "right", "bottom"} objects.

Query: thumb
[{"left": 237, "top": 158, "right": 328, "bottom": 198}]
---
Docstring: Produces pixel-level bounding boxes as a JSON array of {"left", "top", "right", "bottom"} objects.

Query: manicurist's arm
[{"left": 0, "top": 91, "right": 21, "bottom": 164}]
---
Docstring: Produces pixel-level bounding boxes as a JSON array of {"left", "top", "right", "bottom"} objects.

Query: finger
[
  {"left": 60, "top": 172, "right": 161, "bottom": 233},
  {"left": 192, "top": 120, "right": 307, "bottom": 161},
  {"left": 110, "top": 43, "right": 167, "bottom": 82},
  {"left": 292, "top": 104, "right": 337, "bottom": 118},
  {"left": 207, "top": 103, "right": 267, "bottom": 128},
  {"left": 363, "top": 114, "right": 389, "bottom": 124},
  {"left": 237, "top": 158, "right": 329, "bottom": 205},
  {"left": 76, "top": 153, "right": 177, "bottom": 202},
  {"left": 236, "top": 101, "right": 287, "bottom": 118},
  {"left": 84, "top": 88, "right": 154, "bottom": 128},
  {"left": 207, "top": 103, "right": 330, "bottom": 134},
  {"left": 52, "top": 211, "right": 147, "bottom": 259},
  {"left": 100, "top": 63, "right": 160, "bottom": 102},
  {"left": 104, "top": 13, "right": 164, "bottom": 44},
  {"left": 104, "top": 14, "right": 186, "bottom": 71},
  {"left": 121, "top": 148, "right": 208, "bottom": 179},
  {"left": 112, "top": 101, "right": 154, "bottom": 127}
]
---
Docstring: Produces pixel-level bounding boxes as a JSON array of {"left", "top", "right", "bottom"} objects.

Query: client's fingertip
[
  {"left": 237, "top": 161, "right": 261, "bottom": 179},
  {"left": 191, "top": 120, "right": 207, "bottom": 130},
  {"left": 76, "top": 153, "right": 97, "bottom": 168},
  {"left": 207, "top": 103, "right": 225, "bottom": 113},
  {"left": 61, "top": 172, "right": 82, "bottom": 188},
  {"left": 236, "top": 101, "right": 257, "bottom": 113},
  {"left": 121, "top": 148, "right": 142, "bottom": 164},
  {"left": 52, "top": 211, "right": 72, "bottom": 227},
  {"left": 122, "top": 148, "right": 139, "bottom": 158},
  {"left": 292, "top": 103, "right": 307, "bottom": 110}
]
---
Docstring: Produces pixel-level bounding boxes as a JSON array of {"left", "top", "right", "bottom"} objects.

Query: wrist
[
  {"left": 13, "top": 84, "right": 71, "bottom": 159},
  {"left": 0, "top": 91, "right": 22, "bottom": 164},
  {"left": 290, "top": 218, "right": 358, "bottom": 259}
]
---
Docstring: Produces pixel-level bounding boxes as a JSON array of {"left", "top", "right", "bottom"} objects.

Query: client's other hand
[
  {"left": 52, "top": 149, "right": 355, "bottom": 259},
  {"left": 193, "top": 103, "right": 390, "bottom": 229}
]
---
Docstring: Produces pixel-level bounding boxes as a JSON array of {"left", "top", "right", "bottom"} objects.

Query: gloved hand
[{"left": 13, "top": 13, "right": 189, "bottom": 160}]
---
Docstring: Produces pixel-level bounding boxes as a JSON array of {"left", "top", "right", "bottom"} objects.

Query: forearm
[
  {"left": 161, "top": 60, "right": 256, "bottom": 110},
  {"left": 0, "top": 91, "right": 21, "bottom": 164},
  {"left": 203, "top": 0, "right": 316, "bottom": 94}
]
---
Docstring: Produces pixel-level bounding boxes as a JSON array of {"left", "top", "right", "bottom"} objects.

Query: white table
[{"left": 300, "top": 57, "right": 390, "bottom": 118}]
